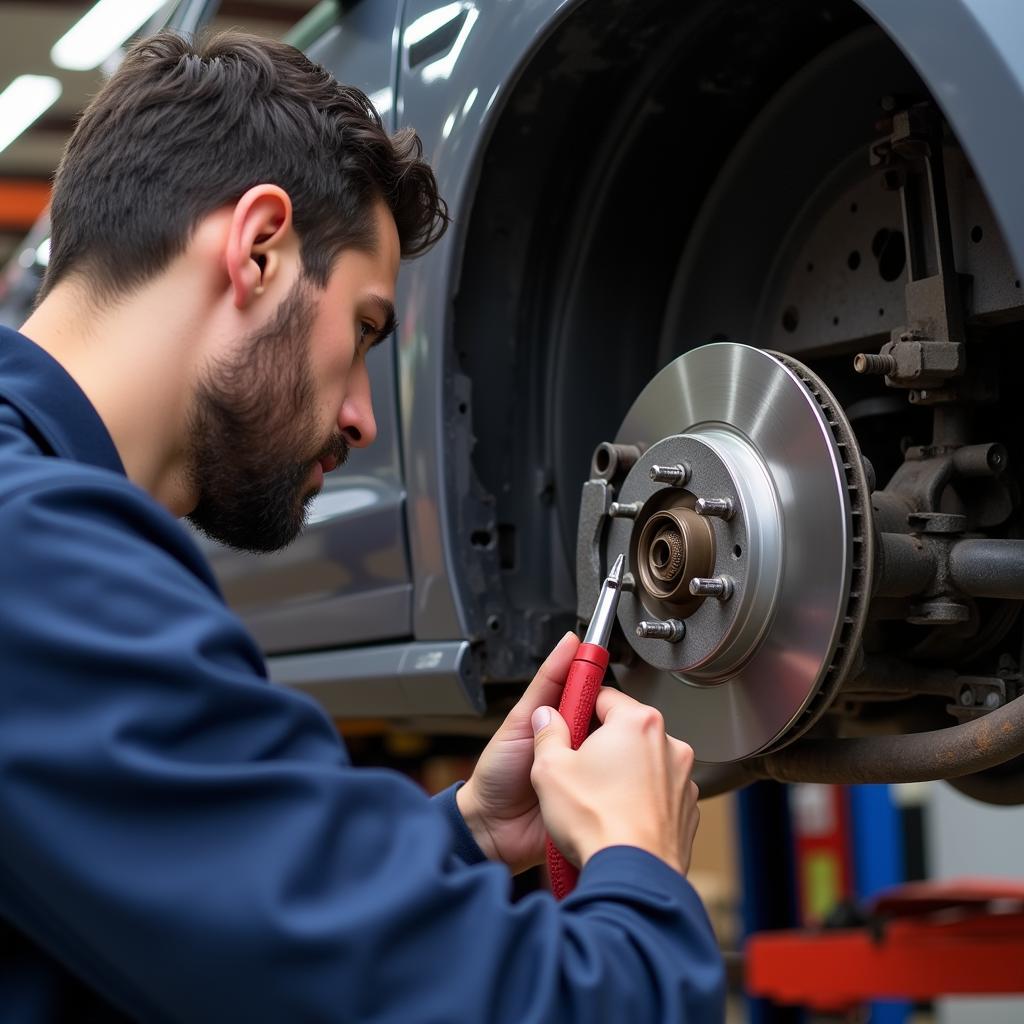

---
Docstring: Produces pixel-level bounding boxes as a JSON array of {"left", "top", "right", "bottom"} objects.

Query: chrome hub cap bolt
[
  {"left": 649, "top": 463, "right": 691, "bottom": 486},
  {"left": 695, "top": 497, "right": 734, "bottom": 520},
  {"left": 609, "top": 501, "right": 643, "bottom": 519},
  {"left": 636, "top": 618, "right": 686, "bottom": 642},
  {"left": 689, "top": 576, "right": 734, "bottom": 601}
]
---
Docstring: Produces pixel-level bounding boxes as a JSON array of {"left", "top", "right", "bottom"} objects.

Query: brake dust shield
[{"left": 578, "top": 343, "right": 870, "bottom": 762}]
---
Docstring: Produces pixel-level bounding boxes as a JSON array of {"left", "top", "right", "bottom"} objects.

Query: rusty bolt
[{"left": 854, "top": 353, "right": 898, "bottom": 376}]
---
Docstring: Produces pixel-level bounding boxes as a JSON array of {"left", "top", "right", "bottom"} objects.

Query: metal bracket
[
  {"left": 857, "top": 104, "right": 969, "bottom": 396},
  {"left": 575, "top": 478, "right": 612, "bottom": 624},
  {"left": 948, "top": 675, "right": 1009, "bottom": 722}
]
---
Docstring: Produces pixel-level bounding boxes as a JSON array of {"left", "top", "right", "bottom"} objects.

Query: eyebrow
[{"left": 365, "top": 294, "right": 398, "bottom": 348}]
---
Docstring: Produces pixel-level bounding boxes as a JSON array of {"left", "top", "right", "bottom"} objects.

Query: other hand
[{"left": 456, "top": 632, "right": 580, "bottom": 874}]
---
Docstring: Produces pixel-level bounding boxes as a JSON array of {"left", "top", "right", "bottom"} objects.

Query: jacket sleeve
[
  {"left": 0, "top": 475, "right": 725, "bottom": 1024},
  {"left": 430, "top": 783, "right": 488, "bottom": 865}
]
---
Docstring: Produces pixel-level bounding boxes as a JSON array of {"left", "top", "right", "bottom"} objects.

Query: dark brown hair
[{"left": 41, "top": 30, "right": 448, "bottom": 301}]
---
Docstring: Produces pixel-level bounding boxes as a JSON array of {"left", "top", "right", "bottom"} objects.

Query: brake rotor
[{"left": 601, "top": 343, "right": 871, "bottom": 762}]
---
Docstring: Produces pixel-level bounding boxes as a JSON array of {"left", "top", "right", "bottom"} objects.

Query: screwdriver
[{"left": 546, "top": 553, "right": 626, "bottom": 900}]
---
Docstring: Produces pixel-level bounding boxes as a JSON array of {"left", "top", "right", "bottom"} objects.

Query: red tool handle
[{"left": 546, "top": 642, "right": 610, "bottom": 900}]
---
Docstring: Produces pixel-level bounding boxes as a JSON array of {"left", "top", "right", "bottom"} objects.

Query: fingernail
[{"left": 532, "top": 707, "right": 551, "bottom": 734}]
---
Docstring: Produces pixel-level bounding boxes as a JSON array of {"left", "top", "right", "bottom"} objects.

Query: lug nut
[
  {"left": 609, "top": 501, "right": 643, "bottom": 519},
  {"left": 689, "top": 576, "right": 734, "bottom": 600},
  {"left": 636, "top": 618, "right": 686, "bottom": 642},
  {"left": 650, "top": 463, "right": 691, "bottom": 486},
  {"left": 695, "top": 497, "right": 734, "bottom": 520}
]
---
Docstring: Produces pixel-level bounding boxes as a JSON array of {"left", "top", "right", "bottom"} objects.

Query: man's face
[{"left": 186, "top": 203, "right": 399, "bottom": 553}]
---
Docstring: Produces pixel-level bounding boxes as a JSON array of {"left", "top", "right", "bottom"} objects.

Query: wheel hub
[{"left": 611, "top": 432, "right": 783, "bottom": 683}]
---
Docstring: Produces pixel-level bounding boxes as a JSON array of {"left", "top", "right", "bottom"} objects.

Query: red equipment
[
  {"left": 546, "top": 554, "right": 624, "bottom": 899},
  {"left": 747, "top": 879, "right": 1024, "bottom": 1012}
]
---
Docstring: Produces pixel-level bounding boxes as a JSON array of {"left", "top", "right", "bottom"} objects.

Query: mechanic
[{"left": 0, "top": 30, "right": 724, "bottom": 1023}]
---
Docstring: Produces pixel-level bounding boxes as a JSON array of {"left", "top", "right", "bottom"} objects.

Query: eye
[{"left": 359, "top": 321, "right": 378, "bottom": 345}]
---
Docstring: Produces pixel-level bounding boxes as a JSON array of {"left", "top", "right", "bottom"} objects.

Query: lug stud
[
  {"left": 649, "top": 463, "right": 691, "bottom": 486},
  {"left": 636, "top": 618, "right": 686, "bottom": 642},
  {"left": 695, "top": 497, "right": 734, "bottom": 520},
  {"left": 689, "top": 576, "right": 734, "bottom": 600},
  {"left": 609, "top": 501, "right": 643, "bottom": 519}
]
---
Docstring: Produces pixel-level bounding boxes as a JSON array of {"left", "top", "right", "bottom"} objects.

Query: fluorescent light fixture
[
  {"left": 0, "top": 75, "right": 62, "bottom": 156},
  {"left": 52, "top": 0, "right": 166, "bottom": 72}
]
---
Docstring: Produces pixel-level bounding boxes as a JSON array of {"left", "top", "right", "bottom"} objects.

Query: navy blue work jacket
[{"left": 0, "top": 325, "right": 725, "bottom": 1022}]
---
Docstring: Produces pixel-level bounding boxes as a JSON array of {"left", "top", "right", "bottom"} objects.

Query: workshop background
[{"left": 2, "top": 1, "right": 1024, "bottom": 1022}]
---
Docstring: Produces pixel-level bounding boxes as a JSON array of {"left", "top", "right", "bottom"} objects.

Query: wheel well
[{"left": 451, "top": 0, "right": 873, "bottom": 678}]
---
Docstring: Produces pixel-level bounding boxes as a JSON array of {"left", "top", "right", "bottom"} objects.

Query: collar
[{"left": 0, "top": 325, "right": 126, "bottom": 477}]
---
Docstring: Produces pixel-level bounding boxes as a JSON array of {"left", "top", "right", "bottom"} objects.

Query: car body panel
[{"left": 395, "top": 0, "right": 578, "bottom": 640}]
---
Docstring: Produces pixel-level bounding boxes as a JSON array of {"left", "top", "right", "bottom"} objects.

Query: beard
[{"left": 185, "top": 278, "right": 349, "bottom": 553}]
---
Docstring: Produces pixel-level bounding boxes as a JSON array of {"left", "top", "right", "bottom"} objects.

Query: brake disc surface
[{"left": 605, "top": 343, "right": 864, "bottom": 762}]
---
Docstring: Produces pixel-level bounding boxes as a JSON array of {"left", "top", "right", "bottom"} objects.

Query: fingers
[
  {"left": 670, "top": 737, "right": 696, "bottom": 774},
  {"left": 515, "top": 632, "right": 580, "bottom": 714},
  {"left": 531, "top": 706, "right": 570, "bottom": 798},
  {"left": 594, "top": 685, "right": 665, "bottom": 731},
  {"left": 532, "top": 705, "right": 570, "bottom": 751}
]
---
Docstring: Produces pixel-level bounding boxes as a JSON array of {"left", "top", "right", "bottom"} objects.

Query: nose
[{"left": 338, "top": 361, "right": 377, "bottom": 448}]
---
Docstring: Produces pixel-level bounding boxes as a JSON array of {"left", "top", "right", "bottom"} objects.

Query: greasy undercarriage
[{"left": 451, "top": 0, "right": 1024, "bottom": 802}]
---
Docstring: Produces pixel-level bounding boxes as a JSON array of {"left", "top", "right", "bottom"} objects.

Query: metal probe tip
[{"left": 583, "top": 554, "right": 625, "bottom": 648}]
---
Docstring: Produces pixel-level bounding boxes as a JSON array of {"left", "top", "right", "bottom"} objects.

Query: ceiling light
[
  {"left": 51, "top": 0, "right": 167, "bottom": 72},
  {"left": 0, "top": 75, "right": 62, "bottom": 156}
]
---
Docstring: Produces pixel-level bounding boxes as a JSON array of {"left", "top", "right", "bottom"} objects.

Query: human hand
[
  {"left": 456, "top": 632, "right": 580, "bottom": 875},
  {"left": 530, "top": 686, "right": 700, "bottom": 875}
]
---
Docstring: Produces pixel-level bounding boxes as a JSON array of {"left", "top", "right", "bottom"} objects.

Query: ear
[{"left": 225, "top": 184, "right": 295, "bottom": 310}]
